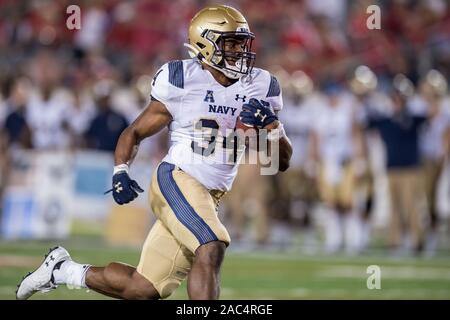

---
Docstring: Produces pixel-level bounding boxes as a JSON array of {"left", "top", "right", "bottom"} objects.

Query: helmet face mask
[
  {"left": 207, "top": 30, "right": 256, "bottom": 79},
  {"left": 185, "top": 5, "right": 256, "bottom": 80}
]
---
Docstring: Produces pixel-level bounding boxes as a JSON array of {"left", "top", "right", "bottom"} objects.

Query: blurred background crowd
[{"left": 0, "top": 0, "right": 449, "bottom": 257}]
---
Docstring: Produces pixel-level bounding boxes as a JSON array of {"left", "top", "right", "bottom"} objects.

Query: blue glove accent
[
  {"left": 109, "top": 172, "right": 144, "bottom": 205},
  {"left": 239, "top": 98, "right": 278, "bottom": 129}
]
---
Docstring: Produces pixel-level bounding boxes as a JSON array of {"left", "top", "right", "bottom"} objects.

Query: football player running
[{"left": 17, "top": 5, "right": 292, "bottom": 300}]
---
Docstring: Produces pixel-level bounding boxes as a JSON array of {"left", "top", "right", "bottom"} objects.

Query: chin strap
[
  {"left": 223, "top": 60, "right": 243, "bottom": 79},
  {"left": 183, "top": 43, "right": 198, "bottom": 58}
]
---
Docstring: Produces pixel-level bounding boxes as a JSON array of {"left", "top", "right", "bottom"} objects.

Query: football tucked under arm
[{"left": 235, "top": 100, "right": 292, "bottom": 171}]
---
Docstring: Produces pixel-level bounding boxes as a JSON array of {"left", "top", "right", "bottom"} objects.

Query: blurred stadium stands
[{"left": 0, "top": 0, "right": 449, "bottom": 261}]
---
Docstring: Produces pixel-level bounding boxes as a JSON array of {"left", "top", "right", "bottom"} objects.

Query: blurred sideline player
[
  {"left": 223, "top": 162, "right": 272, "bottom": 247},
  {"left": 367, "top": 75, "right": 427, "bottom": 254},
  {"left": 17, "top": 5, "right": 292, "bottom": 300},
  {"left": 418, "top": 70, "right": 450, "bottom": 254},
  {"left": 224, "top": 69, "right": 290, "bottom": 248},
  {"left": 310, "top": 82, "right": 364, "bottom": 254},
  {"left": 276, "top": 71, "right": 319, "bottom": 243},
  {"left": 348, "top": 65, "right": 385, "bottom": 252}
]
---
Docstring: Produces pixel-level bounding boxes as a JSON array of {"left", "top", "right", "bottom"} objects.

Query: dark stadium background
[{"left": 0, "top": 0, "right": 449, "bottom": 299}]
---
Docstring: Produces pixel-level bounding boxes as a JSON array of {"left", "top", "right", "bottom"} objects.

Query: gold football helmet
[
  {"left": 184, "top": 5, "right": 256, "bottom": 79},
  {"left": 348, "top": 65, "right": 378, "bottom": 95},
  {"left": 419, "top": 69, "right": 448, "bottom": 97},
  {"left": 393, "top": 74, "right": 415, "bottom": 97},
  {"left": 291, "top": 70, "right": 314, "bottom": 97}
]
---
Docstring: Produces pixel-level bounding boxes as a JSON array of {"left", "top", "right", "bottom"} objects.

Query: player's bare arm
[
  {"left": 114, "top": 100, "right": 172, "bottom": 166},
  {"left": 108, "top": 100, "right": 173, "bottom": 205}
]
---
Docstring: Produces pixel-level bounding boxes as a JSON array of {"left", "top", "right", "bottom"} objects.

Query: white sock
[
  {"left": 324, "top": 208, "right": 343, "bottom": 253},
  {"left": 361, "top": 220, "right": 371, "bottom": 250},
  {"left": 52, "top": 260, "right": 91, "bottom": 289},
  {"left": 344, "top": 213, "right": 363, "bottom": 254}
]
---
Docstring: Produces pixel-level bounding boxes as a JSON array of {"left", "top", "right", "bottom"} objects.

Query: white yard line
[
  {"left": 317, "top": 265, "right": 450, "bottom": 280},
  {"left": 228, "top": 252, "right": 450, "bottom": 267}
]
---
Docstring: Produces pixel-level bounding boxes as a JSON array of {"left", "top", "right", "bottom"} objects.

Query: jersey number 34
[{"left": 191, "top": 118, "right": 240, "bottom": 163}]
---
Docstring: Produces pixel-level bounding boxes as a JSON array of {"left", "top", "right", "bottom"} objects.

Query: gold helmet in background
[
  {"left": 419, "top": 69, "right": 448, "bottom": 98},
  {"left": 348, "top": 65, "right": 378, "bottom": 95},
  {"left": 291, "top": 70, "right": 314, "bottom": 97},
  {"left": 393, "top": 73, "right": 415, "bottom": 97},
  {"left": 185, "top": 5, "right": 256, "bottom": 79}
]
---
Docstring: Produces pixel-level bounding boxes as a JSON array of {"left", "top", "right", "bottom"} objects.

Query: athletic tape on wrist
[{"left": 113, "top": 164, "right": 129, "bottom": 175}]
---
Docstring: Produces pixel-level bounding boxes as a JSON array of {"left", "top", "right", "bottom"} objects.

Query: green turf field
[{"left": 1, "top": 239, "right": 450, "bottom": 300}]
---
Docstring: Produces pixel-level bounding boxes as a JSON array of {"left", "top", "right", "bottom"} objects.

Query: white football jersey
[
  {"left": 150, "top": 58, "right": 283, "bottom": 191},
  {"left": 280, "top": 95, "right": 320, "bottom": 169},
  {"left": 26, "top": 89, "right": 73, "bottom": 149},
  {"left": 420, "top": 107, "right": 450, "bottom": 161},
  {"left": 312, "top": 93, "right": 356, "bottom": 164}
]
